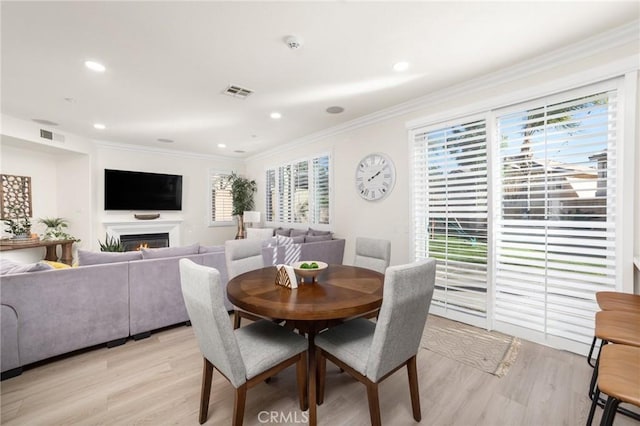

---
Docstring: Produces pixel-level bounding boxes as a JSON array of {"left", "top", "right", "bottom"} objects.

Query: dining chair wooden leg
[
  {"left": 233, "top": 311, "right": 242, "bottom": 329},
  {"left": 317, "top": 350, "right": 326, "bottom": 405},
  {"left": 199, "top": 358, "right": 214, "bottom": 424},
  {"left": 233, "top": 384, "right": 247, "bottom": 426},
  {"left": 297, "top": 352, "right": 308, "bottom": 411},
  {"left": 365, "top": 380, "right": 382, "bottom": 426},
  {"left": 407, "top": 355, "right": 421, "bottom": 421}
]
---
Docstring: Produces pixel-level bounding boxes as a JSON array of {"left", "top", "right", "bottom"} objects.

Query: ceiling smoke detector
[{"left": 284, "top": 35, "right": 303, "bottom": 50}]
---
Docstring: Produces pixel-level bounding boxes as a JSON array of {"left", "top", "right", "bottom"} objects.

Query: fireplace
[
  {"left": 102, "top": 218, "right": 182, "bottom": 248},
  {"left": 120, "top": 233, "right": 170, "bottom": 252}
]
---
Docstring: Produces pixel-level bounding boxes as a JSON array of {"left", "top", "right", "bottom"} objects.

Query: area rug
[{"left": 420, "top": 314, "right": 520, "bottom": 378}]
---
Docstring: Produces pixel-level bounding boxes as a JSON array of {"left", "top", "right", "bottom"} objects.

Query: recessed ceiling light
[
  {"left": 270, "top": 112, "right": 282, "bottom": 119},
  {"left": 217, "top": 143, "right": 227, "bottom": 148},
  {"left": 393, "top": 61, "right": 410, "bottom": 72},
  {"left": 326, "top": 106, "right": 344, "bottom": 114},
  {"left": 85, "top": 60, "right": 106, "bottom": 72},
  {"left": 157, "top": 138, "right": 174, "bottom": 143},
  {"left": 93, "top": 123, "right": 106, "bottom": 130}
]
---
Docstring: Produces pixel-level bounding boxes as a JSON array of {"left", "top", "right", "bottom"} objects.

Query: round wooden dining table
[{"left": 227, "top": 264, "right": 384, "bottom": 426}]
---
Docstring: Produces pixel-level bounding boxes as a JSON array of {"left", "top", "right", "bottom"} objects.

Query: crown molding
[
  {"left": 93, "top": 139, "right": 240, "bottom": 163},
  {"left": 247, "top": 20, "right": 640, "bottom": 162}
]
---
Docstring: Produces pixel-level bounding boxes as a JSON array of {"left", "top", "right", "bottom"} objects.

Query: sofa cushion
[
  {"left": 78, "top": 249, "right": 143, "bottom": 266},
  {"left": 305, "top": 234, "right": 333, "bottom": 243},
  {"left": 199, "top": 245, "right": 225, "bottom": 254},
  {"left": 275, "top": 235, "right": 305, "bottom": 245},
  {"left": 290, "top": 228, "right": 309, "bottom": 237},
  {"left": 309, "top": 228, "right": 332, "bottom": 236},
  {"left": 275, "top": 228, "right": 292, "bottom": 237},
  {"left": 0, "top": 259, "right": 54, "bottom": 275},
  {"left": 141, "top": 243, "right": 200, "bottom": 259}
]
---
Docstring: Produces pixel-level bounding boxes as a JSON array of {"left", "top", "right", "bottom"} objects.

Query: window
[
  {"left": 494, "top": 87, "right": 618, "bottom": 347},
  {"left": 411, "top": 79, "right": 626, "bottom": 353},
  {"left": 209, "top": 171, "right": 233, "bottom": 226},
  {"left": 412, "top": 117, "right": 488, "bottom": 319},
  {"left": 266, "top": 154, "right": 331, "bottom": 227}
]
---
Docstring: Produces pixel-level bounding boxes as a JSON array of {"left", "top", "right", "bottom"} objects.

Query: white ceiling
[{"left": 2, "top": 1, "right": 638, "bottom": 158}]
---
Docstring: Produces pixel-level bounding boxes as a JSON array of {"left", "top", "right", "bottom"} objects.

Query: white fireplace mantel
[{"left": 102, "top": 218, "right": 183, "bottom": 247}]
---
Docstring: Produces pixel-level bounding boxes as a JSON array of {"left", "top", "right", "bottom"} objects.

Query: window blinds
[
  {"left": 413, "top": 118, "right": 488, "bottom": 318},
  {"left": 266, "top": 154, "right": 331, "bottom": 227},
  {"left": 312, "top": 156, "right": 330, "bottom": 225},
  {"left": 210, "top": 173, "right": 233, "bottom": 223},
  {"left": 495, "top": 89, "right": 618, "bottom": 346}
]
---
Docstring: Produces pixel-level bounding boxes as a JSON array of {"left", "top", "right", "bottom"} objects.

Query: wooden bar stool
[
  {"left": 588, "top": 292, "right": 640, "bottom": 367},
  {"left": 587, "top": 344, "right": 640, "bottom": 426},
  {"left": 588, "top": 309, "right": 640, "bottom": 368},
  {"left": 587, "top": 311, "right": 640, "bottom": 399},
  {"left": 596, "top": 292, "right": 640, "bottom": 312}
]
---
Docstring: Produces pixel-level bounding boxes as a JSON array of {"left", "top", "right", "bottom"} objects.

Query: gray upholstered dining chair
[
  {"left": 179, "top": 259, "right": 308, "bottom": 425},
  {"left": 353, "top": 237, "right": 391, "bottom": 274},
  {"left": 353, "top": 237, "right": 391, "bottom": 319},
  {"left": 315, "top": 258, "right": 436, "bottom": 426},
  {"left": 225, "top": 239, "right": 268, "bottom": 329}
]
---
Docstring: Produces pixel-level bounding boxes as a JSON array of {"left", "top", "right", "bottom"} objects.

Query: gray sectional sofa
[{"left": 0, "top": 238, "right": 345, "bottom": 379}]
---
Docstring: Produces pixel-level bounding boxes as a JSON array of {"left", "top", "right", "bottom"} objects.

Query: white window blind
[
  {"left": 265, "top": 169, "right": 276, "bottom": 222},
  {"left": 311, "top": 156, "right": 330, "bottom": 225},
  {"left": 495, "top": 88, "right": 618, "bottom": 347},
  {"left": 266, "top": 154, "right": 331, "bottom": 227},
  {"left": 412, "top": 118, "right": 488, "bottom": 319},
  {"left": 293, "top": 161, "right": 309, "bottom": 224},
  {"left": 209, "top": 172, "right": 234, "bottom": 225},
  {"left": 278, "top": 164, "right": 293, "bottom": 223}
]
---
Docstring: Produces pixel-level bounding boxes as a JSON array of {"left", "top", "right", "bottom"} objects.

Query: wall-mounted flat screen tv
[{"left": 104, "top": 169, "right": 183, "bottom": 211}]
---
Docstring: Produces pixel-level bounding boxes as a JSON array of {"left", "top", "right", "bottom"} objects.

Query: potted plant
[
  {"left": 98, "top": 234, "right": 124, "bottom": 252},
  {"left": 226, "top": 172, "right": 257, "bottom": 239},
  {"left": 39, "top": 217, "right": 79, "bottom": 241},
  {"left": 3, "top": 206, "right": 32, "bottom": 240}
]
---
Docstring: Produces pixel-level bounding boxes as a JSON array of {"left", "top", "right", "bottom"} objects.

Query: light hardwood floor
[{"left": 1, "top": 319, "right": 637, "bottom": 426}]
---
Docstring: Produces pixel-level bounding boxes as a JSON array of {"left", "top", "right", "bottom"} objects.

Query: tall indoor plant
[{"left": 226, "top": 172, "right": 257, "bottom": 239}]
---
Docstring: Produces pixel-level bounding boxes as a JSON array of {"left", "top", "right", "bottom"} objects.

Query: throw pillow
[
  {"left": 290, "top": 229, "right": 309, "bottom": 237},
  {"left": 308, "top": 228, "right": 332, "bottom": 236},
  {"left": 305, "top": 234, "right": 333, "bottom": 243},
  {"left": 141, "top": 243, "right": 200, "bottom": 259},
  {"left": 275, "top": 228, "right": 292, "bottom": 237},
  {"left": 275, "top": 235, "right": 294, "bottom": 246},
  {"left": 78, "top": 250, "right": 143, "bottom": 266},
  {"left": 43, "top": 260, "right": 72, "bottom": 269},
  {"left": 291, "top": 235, "right": 306, "bottom": 244},
  {"left": 0, "top": 259, "right": 54, "bottom": 275}
]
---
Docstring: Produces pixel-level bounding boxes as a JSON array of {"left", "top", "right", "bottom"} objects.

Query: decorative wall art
[{"left": 1, "top": 174, "right": 33, "bottom": 219}]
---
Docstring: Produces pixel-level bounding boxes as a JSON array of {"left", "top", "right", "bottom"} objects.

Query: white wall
[
  {"left": 245, "top": 38, "right": 640, "bottom": 294},
  {"left": 93, "top": 143, "right": 244, "bottom": 248},
  {"left": 1, "top": 116, "right": 245, "bottom": 263}
]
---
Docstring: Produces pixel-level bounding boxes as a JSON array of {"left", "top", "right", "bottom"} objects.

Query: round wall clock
[{"left": 355, "top": 152, "right": 396, "bottom": 201}]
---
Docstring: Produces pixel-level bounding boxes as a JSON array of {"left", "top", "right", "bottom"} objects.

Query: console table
[{"left": 0, "top": 238, "right": 75, "bottom": 265}]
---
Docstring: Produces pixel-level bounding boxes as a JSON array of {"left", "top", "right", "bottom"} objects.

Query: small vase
[{"left": 235, "top": 215, "right": 245, "bottom": 239}]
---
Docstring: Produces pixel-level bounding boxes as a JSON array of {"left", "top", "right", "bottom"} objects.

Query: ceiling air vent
[
  {"left": 222, "top": 85, "right": 253, "bottom": 99},
  {"left": 40, "top": 129, "right": 65, "bottom": 143}
]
